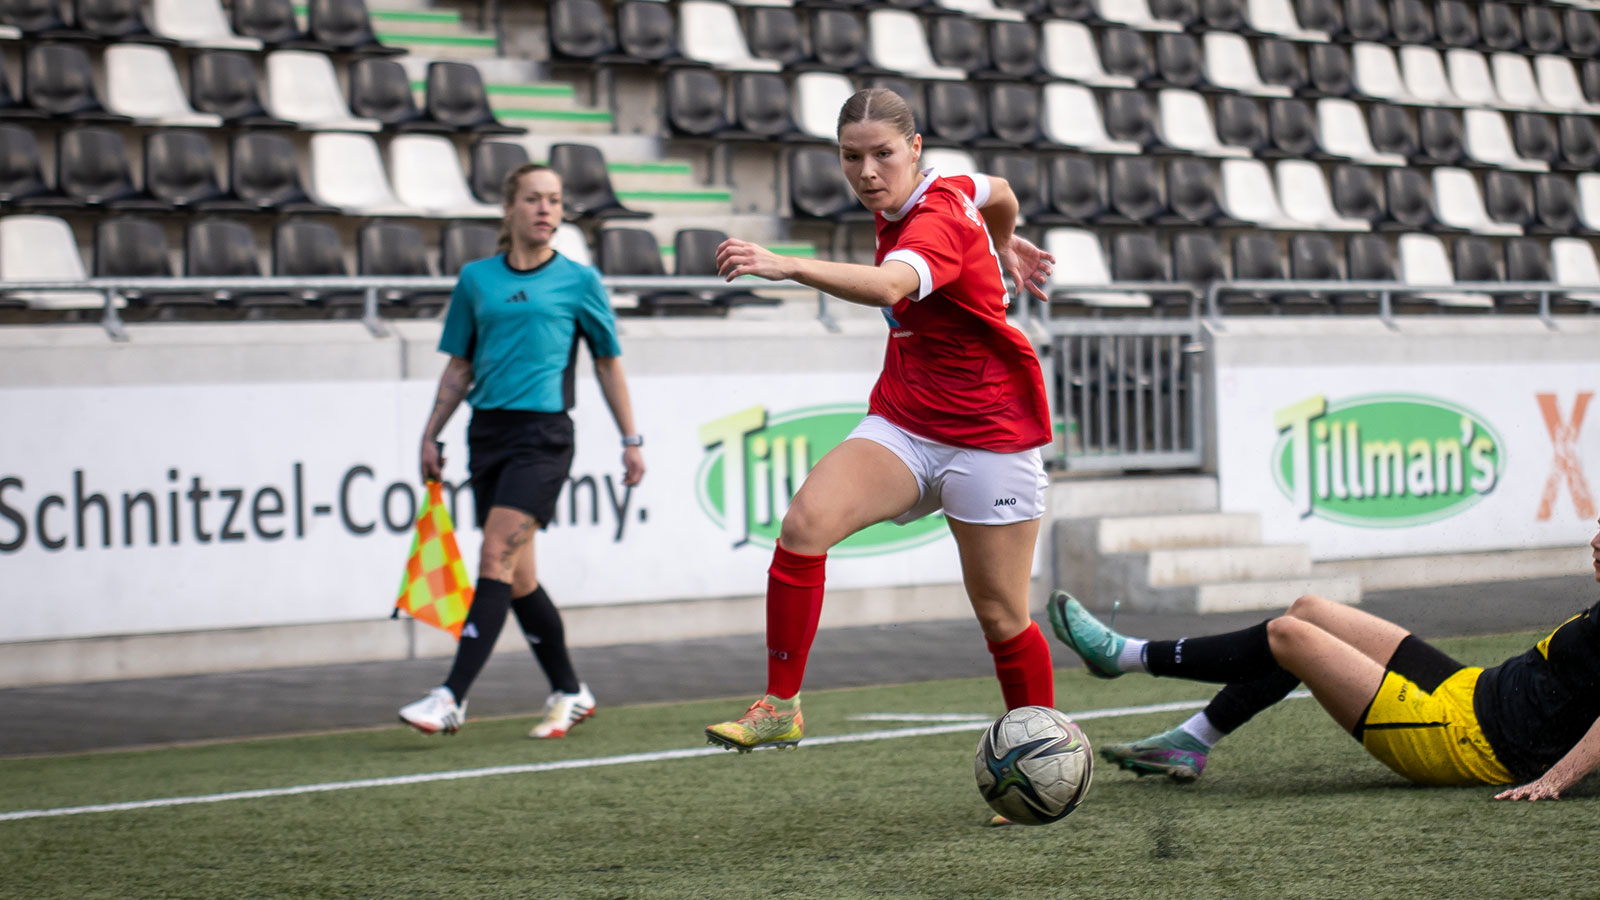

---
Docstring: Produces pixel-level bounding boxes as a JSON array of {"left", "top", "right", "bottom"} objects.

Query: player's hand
[
  {"left": 621, "top": 446, "right": 645, "bottom": 487},
  {"left": 716, "top": 238, "right": 789, "bottom": 283},
  {"left": 997, "top": 235, "right": 1055, "bottom": 302},
  {"left": 1495, "top": 776, "right": 1568, "bottom": 802},
  {"left": 420, "top": 439, "right": 443, "bottom": 483}
]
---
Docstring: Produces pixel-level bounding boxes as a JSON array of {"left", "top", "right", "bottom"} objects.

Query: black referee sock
[
  {"left": 1203, "top": 667, "right": 1302, "bottom": 734},
  {"left": 511, "top": 585, "right": 582, "bottom": 695},
  {"left": 443, "top": 577, "right": 513, "bottom": 702},
  {"left": 1144, "top": 621, "right": 1282, "bottom": 684}
]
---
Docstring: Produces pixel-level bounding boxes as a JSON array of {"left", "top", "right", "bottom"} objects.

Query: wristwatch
[{"left": 622, "top": 434, "right": 645, "bottom": 447}]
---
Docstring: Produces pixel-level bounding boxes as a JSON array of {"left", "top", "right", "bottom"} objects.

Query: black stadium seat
[
  {"left": 616, "top": 0, "right": 688, "bottom": 65},
  {"left": 1153, "top": 33, "right": 1204, "bottom": 92},
  {"left": 1512, "top": 114, "right": 1560, "bottom": 170},
  {"left": 78, "top": 0, "right": 171, "bottom": 44},
  {"left": 1045, "top": 155, "right": 1106, "bottom": 225},
  {"left": 790, "top": 147, "right": 870, "bottom": 222},
  {"left": 747, "top": 7, "right": 808, "bottom": 68},
  {"left": 1582, "top": 61, "right": 1600, "bottom": 106},
  {"left": 1344, "top": 0, "right": 1390, "bottom": 44},
  {"left": 1100, "top": 28, "right": 1153, "bottom": 85},
  {"left": 1151, "top": 0, "right": 1198, "bottom": 29},
  {"left": 812, "top": 11, "right": 870, "bottom": 73},
  {"left": 233, "top": 0, "right": 330, "bottom": 49},
  {"left": 1453, "top": 236, "right": 1502, "bottom": 285},
  {"left": 674, "top": 229, "right": 774, "bottom": 307},
  {"left": 469, "top": 140, "right": 531, "bottom": 205},
  {"left": 1109, "top": 232, "right": 1173, "bottom": 297},
  {"left": 1281, "top": 233, "right": 1340, "bottom": 309},
  {"left": 231, "top": 132, "right": 339, "bottom": 213},
  {"left": 1435, "top": 0, "right": 1478, "bottom": 48},
  {"left": 24, "top": 44, "right": 132, "bottom": 123},
  {"left": 191, "top": 51, "right": 295, "bottom": 129},
  {"left": 145, "top": 130, "right": 255, "bottom": 211},
  {"left": 1347, "top": 233, "right": 1396, "bottom": 281},
  {"left": 986, "top": 84, "right": 1041, "bottom": 147},
  {"left": 1533, "top": 174, "right": 1580, "bottom": 235},
  {"left": 1367, "top": 103, "right": 1417, "bottom": 160},
  {"left": 1173, "top": 232, "right": 1226, "bottom": 286},
  {"left": 309, "top": 0, "right": 403, "bottom": 55},
  {"left": 735, "top": 73, "right": 802, "bottom": 140},
  {"left": 349, "top": 58, "right": 452, "bottom": 132},
  {"left": 1566, "top": 10, "right": 1600, "bottom": 58},
  {"left": 186, "top": 217, "right": 297, "bottom": 312},
  {"left": 95, "top": 217, "right": 173, "bottom": 279},
  {"left": 0, "top": 49, "right": 44, "bottom": 120},
  {"left": 1416, "top": 107, "right": 1465, "bottom": 166},
  {"left": 550, "top": 142, "right": 650, "bottom": 221},
  {"left": 1268, "top": 99, "right": 1325, "bottom": 159},
  {"left": 58, "top": 128, "right": 167, "bottom": 210},
  {"left": 1166, "top": 157, "right": 1241, "bottom": 226},
  {"left": 1382, "top": 168, "right": 1449, "bottom": 232},
  {"left": 1479, "top": 2, "right": 1522, "bottom": 52},
  {"left": 426, "top": 62, "right": 524, "bottom": 135},
  {"left": 359, "top": 222, "right": 442, "bottom": 311},
  {"left": 1306, "top": 44, "right": 1354, "bottom": 99},
  {"left": 1216, "top": 95, "right": 1269, "bottom": 155},
  {"left": 930, "top": 16, "right": 990, "bottom": 78},
  {"left": 1330, "top": 163, "right": 1383, "bottom": 226},
  {"left": 275, "top": 219, "right": 361, "bottom": 310},
  {"left": 0, "top": 124, "right": 75, "bottom": 208},
  {"left": 1, "top": 0, "right": 89, "bottom": 39},
  {"left": 1105, "top": 156, "right": 1163, "bottom": 225},
  {"left": 990, "top": 22, "right": 1043, "bottom": 82},
  {"left": 598, "top": 228, "right": 709, "bottom": 315},
  {"left": 666, "top": 69, "right": 735, "bottom": 138},
  {"left": 1523, "top": 5, "right": 1563, "bottom": 55},
  {"left": 988, "top": 152, "right": 1046, "bottom": 222},
  {"left": 1294, "top": 0, "right": 1342, "bottom": 36},
  {"left": 1256, "top": 39, "right": 1306, "bottom": 94},
  {"left": 1103, "top": 90, "right": 1162, "bottom": 151},
  {"left": 1483, "top": 170, "right": 1534, "bottom": 231},
  {"left": 1390, "top": 0, "right": 1434, "bottom": 45},
  {"left": 550, "top": 0, "right": 626, "bottom": 63},
  {"left": 1202, "top": 0, "right": 1247, "bottom": 33},
  {"left": 1559, "top": 116, "right": 1600, "bottom": 172},
  {"left": 924, "top": 82, "right": 986, "bottom": 147},
  {"left": 1231, "top": 233, "right": 1285, "bottom": 313},
  {"left": 441, "top": 221, "right": 499, "bottom": 275}
]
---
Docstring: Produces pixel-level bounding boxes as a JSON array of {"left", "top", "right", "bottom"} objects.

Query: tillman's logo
[
  {"left": 695, "top": 404, "right": 945, "bottom": 557},
  {"left": 1272, "top": 393, "right": 1502, "bottom": 528}
]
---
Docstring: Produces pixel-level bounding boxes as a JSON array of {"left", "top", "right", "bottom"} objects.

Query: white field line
[{"left": 0, "top": 693, "right": 1311, "bottom": 823}]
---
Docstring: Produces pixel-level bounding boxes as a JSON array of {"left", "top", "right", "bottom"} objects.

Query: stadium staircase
[{"left": 1051, "top": 475, "right": 1363, "bottom": 614}]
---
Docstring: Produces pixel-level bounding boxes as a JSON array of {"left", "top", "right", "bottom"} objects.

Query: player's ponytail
[
  {"left": 496, "top": 163, "right": 558, "bottom": 254},
  {"left": 836, "top": 87, "right": 916, "bottom": 145}
]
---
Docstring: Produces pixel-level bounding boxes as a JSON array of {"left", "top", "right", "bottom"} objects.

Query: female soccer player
[
  {"left": 1048, "top": 519, "right": 1600, "bottom": 799},
  {"left": 704, "top": 88, "right": 1059, "bottom": 752},
  {"left": 399, "top": 163, "right": 645, "bottom": 740}
]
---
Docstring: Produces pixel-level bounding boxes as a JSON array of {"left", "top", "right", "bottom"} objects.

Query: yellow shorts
[{"left": 1360, "top": 667, "right": 1516, "bottom": 787}]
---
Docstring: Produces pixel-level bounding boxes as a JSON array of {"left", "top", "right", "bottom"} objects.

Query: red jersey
[{"left": 867, "top": 171, "right": 1052, "bottom": 453}]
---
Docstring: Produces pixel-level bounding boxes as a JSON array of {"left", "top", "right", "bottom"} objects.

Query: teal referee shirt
[{"left": 438, "top": 252, "right": 623, "bottom": 412}]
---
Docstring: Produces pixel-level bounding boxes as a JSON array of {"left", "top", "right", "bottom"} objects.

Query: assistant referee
[{"left": 399, "top": 163, "right": 645, "bottom": 740}]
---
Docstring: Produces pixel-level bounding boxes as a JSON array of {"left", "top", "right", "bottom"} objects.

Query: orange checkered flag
[{"left": 393, "top": 481, "right": 474, "bottom": 639}]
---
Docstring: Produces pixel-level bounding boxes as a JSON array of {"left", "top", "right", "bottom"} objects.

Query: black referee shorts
[{"left": 466, "top": 408, "right": 575, "bottom": 529}]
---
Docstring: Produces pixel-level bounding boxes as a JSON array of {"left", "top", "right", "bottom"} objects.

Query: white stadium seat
[
  {"left": 1577, "top": 174, "right": 1600, "bottom": 231},
  {"left": 1043, "top": 228, "right": 1151, "bottom": 308},
  {"left": 1203, "top": 33, "right": 1291, "bottom": 98},
  {"left": 1447, "top": 50, "right": 1501, "bottom": 108},
  {"left": 265, "top": 51, "right": 382, "bottom": 132},
  {"left": 1246, "top": 0, "right": 1328, "bottom": 41},
  {"left": 0, "top": 216, "right": 102, "bottom": 310},
  {"left": 867, "top": 10, "right": 963, "bottom": 80},
  {"left": 1317, "top": 98, "right": 1406, "bottom": 165},
  {"left": 1398, "top": 233, "right": 1493, "bottom": 308},
  {"left": 921, "top": 148, "right": 978, "bottom": 176},
  {"left": 1431, "top": 168, "right": 1522, "bottom": 236},
  {"left": 1219, "top": 158, "right": 1296, "bottom": 228},
  {"left": 794, "top": 71, "right": 856, "bottom": 141},
  {"left": 679, "top": 0, "right": 783, "bottom": 71},
  {"left": 390, "top": 135, "right": 500, "bottom": 218},
  {"left": 309, "top": 132, "right": 413, "bottom": 216},
  {"left": 1276, "top": 160, "right": 1369, "bottom": 231},
  {"left": 150, "top": 0, "right": 262, "bottom": 50},
  {"left": 1042, "top": 84, "right": 1141, "bottom": 153},
  {"left": 1490, "top": 53, "right": 1550, "bottom": 111},
  {"left": 1097, "top": 0, "right": 1183, "bottom": 32},
  {"left": 552, "top": 224, "right": 594, "bottom": 267},
  {"left": 1534, "top": 56, "right": 1600, "bottom": 114},
  {"left": 1158, "top": 89, "right": 1250, "bottom": 157},
  {"left": 1041, "top": 22, "right": 1136, "bottom": 88},
  {"left": 1551, "top": 237, "right": 1600, "bottom": 304},
  {"left": 932, "top": 0, "right": 1026, "bottom": 21},
  {"left": 1463, "top": 109, "right": 1549, "bottom": 172},
  {"left": 1399, "top": 47, "right": 1461, "bottom": 106},
  {"left": 103, "top": 45, "right": 223, "bottom": 128},
  {"left": 730, "top": 0, "right": 793, "bottom": 7},
  {"left": 1352, "top": 43, "right": 1414, "bottom": 104}
]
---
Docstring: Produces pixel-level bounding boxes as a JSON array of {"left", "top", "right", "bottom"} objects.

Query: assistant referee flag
[{"left": 393, "top": 481, "right": 474, "bottom": 639}]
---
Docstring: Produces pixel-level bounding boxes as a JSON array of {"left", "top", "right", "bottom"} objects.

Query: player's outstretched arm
[
  {"left": 716, "top": 237, "right": 919, "bottom": 308},
  {"left": 1494, "top": 714, "right": 1600, "bottom": 801}
]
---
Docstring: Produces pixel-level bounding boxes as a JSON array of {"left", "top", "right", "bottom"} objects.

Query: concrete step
[
  {"left": 606, "top": 161, "right": 701, "bottom": 192},
  {"left": 1050, "top": 474, "right": 1218, "bottom": 520},
  {"left": 1091, "top": 512, "right": 1260, "bottom": 553},
  {"left": 622, "top": 213, "right": 788, "bottom": 246},
  {"left": 505, "top": 133, "right": 664, "bottom": 166},
  {"left": 1140, "top": 544, "right": 1311, "bottom": 587},
  {"left": 493, "top": 106, "right": 615, "bottom": 135},
  {"left": 1191, "top": 576, "right": 1363, "bottom": 614},
  {"left": 410, "top": 81, "right": 578, "bottom": 112}
]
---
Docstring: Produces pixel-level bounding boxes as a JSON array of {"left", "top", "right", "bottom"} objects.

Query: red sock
[
  {"left": 987, "top": 621, "right": 1055, "bottom": 710},
  {"left": 765, "top": 542, "right": 827, "bottom": 699}
]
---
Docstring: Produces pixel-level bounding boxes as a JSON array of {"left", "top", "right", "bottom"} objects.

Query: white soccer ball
[{"left": 974, "top": 705, "right": 1094, "bottom": 826}]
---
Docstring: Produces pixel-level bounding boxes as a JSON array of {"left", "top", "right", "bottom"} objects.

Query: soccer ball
[{"left": 974, "top": 705, "right": 1093, "bottom": 826}]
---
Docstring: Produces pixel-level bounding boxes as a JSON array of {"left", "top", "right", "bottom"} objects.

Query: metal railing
[{"left": 1204, "top": 279, "right": 1593, "bottom": 330}]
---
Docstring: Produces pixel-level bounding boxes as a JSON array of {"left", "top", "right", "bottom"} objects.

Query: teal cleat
[
  {"left": 1101, "top": 731, "right": 1208, "bottom": 782},
  {"left": 1047, "top": 590, "right": 1128, "bottom": 680}
]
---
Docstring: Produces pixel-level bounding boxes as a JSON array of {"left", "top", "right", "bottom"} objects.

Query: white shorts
[{"left": 846, "top": 415, "right": 1049, "bottom": 526}]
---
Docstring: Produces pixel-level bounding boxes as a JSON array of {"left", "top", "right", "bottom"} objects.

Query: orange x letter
[{"left": 1535, "top": 392, "right": 1596, "bottom": 521}]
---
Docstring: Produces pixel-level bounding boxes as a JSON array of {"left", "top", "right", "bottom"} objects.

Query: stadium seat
[
  {"left": 265, "top": 51, "right": 382, "bottom": 132},
  {"left": 1398, "top": 233, "right": 1492, "bottom": 308},
  {"left": 1288, "top": 233, "right": 1342, "bottom": 281},
  {"left": 1416, "top": 106, "right": 1466, "bottom": 165},
  {"left": 1535, "top": 56, "right": 1600, "bottom": 115},
  {"left": 1166, "top": 232, "right": 1222, "bottom": 293},
  {"left": 616, "top": 0, "right": 689, "bottom": 65},
  {"left": 1158, "top": 89, "right": 1248, "bottom": 157},
  {"left": 794, "top": 71, "right": 855, "bottom": 141},
  {"left": 1045, "top": 155, "right": 1108, "bottom": 224},
  {"left": 1106, "top": 156, "right": 1166, "bottom": 224},
  {"left": 922, "top": 147, "right": 978, "bottom": 176},
  {"left": 1330, "top": 163, "right": 1382, "bottom": 226},
  {"left": 1446, "top": 50, "right": 1501, "bottom": 107},
  {"left": 1226, "top": 233, "right": 1285, "bottom": 312},
  {"left": 358, "top": 221, "right": 441, "bottom": 311},
  {"left": 1268, "top": 98, "right": 1327, "bottom": 158},
  {"left": 1100, "top": 0, "right": 1184, "bottom": 32},
  {"left": 440, "top": 221, "right": 500, "bottom": 275},
  {"left": 733, "top": 73, "right": 802, "bottom": 139},
  {"left": 1295, "top": 0, "right": 1343, "bottom": 38},
  {"left": 1110, "top": 233, "right": 1189, "bottom": 310},
  {"left": 1534, "top": 173, "right": 1581, "bottom": 235},
  {"left": 1482, "top": 170, "right": 1534, "bottom": 232},
  {"left": 746, "top": 7, "right": 809, "bottom": 68},
  {"left": 1100, "top": 28, "right": 1154, "bottom": 86},
  {"left": 1384, "top": 168, "right": 1448, "bottom": 232},
  {"left": 274, "top": 219, "right": 360, "bottom": 309},
  {"left": 0, "top": 124, "right": 75, "bottom": 208},
  {"left": 1367, "top": 103, "right": 1418, "bottom": 160},
  {"left": 1343, "top": 0, "right": 1389, "bottom": 43},
  {"left": 1041, "top": 22, "right": 1136, "bottom": 88},
  {"left": 1204, "top": 33, "right": 1291, "bottom": 97},
  {"left": 78, "top": 0, "right": 176, "bottom": 43},
  {"left": 232, "top": 132, "right": 338, "bottom": 213},
  {"left": 1463, "top": 109, "right": 1548, "bottom": 172},
  {"left": 988, "top": 152, "right": 1046, "bottom": 222},
  {"left": 1559, "top": 116, "right": 1600, "bottom": 171},
  {"left": 1584, "top": 62, "right": 1600, "bottom": 107},
  {"left": 1502, "top": 237, "right": 1559, "bottom": 310},
  {"left": 1152, "top": 31, "right": 1202, "bottom": 90},
  {"left": 1347, "top": 232, "right": 1396, "bottom": 281},
  {"left": 789, "top": 146, "right": 871, "bottom": 222},
  {"left": 426, "top": 62, "right": 523, "bottom": 135},
  {"left": 1216, "top": 95, "right": 1269, "bottom": 155},
  {"left": 1200, "top": 0, "right": 1248, "bottom": 33},
  {"left": 1256, "top": 39, "right": 1307, "bottom": 93},
  {"left": 308, "top": 132, "right": 411, "bottom": 215},
  {"left": 0, "top": 215, "right": 100, "bottom": 310},
  {"left": 1390, "top": 0, "right": 1433, "bottom": 45},
  {"left": 232, "top": 0, "right": 330, "bottom": 49},
  {"left": 666, "top": 69, "right": 734, "bottom": 138},
  {"left": 1351, "top": 43, "right": 1412, "bottom": 105},
  {"left": 549, "top": 143, "right": 650, "bottom": 221},
  {"left": 1096, "top": 89, "right": 1163, "bottom": 152},
  {"left": 57, "top": 128, "right": 166, "bottom": 210},
  {"left": 1451, "top": 235, "right": 1503, "bottom": 290},
  {"left": 1567, "top": 9, "right": 1600, "bottom": 59},
  {"left": 349, "top": 58, "right": 448, "bottom": 133},
  {"left": 986, "top": 84, "right": 1042, "bottom": 146},
  {"left": 0, "top": 49, "right": 43, "bottom": 121},
  {"left": 597, "top": 228, "right": 711, "bottom": 315},
  {"left": 1511, "top": 113, "right": 1561, "bottom": 170},
  {"left": 811, "top": 10, "right": 870, "bottom": 72},
  {"left": 93, "top": 216, "right": 177, "bottom": 309},
  {"left": 185, "top": 217, "right": 299, "bottom": 312},
  {"left": 550, "top": 0, "right": 628, "bottom": 63},
  {"left": 1551, "top": 238, "right": 1600, "bottom": 305},
  {"left": 871, "top": 78, "right": 927, "bottom": 133},
  {"left": 990, "top": 22, "right": 1043, "bottom": 81},
  {"left": 390, "top": 135, "right": 500, "bottom": 218},
  {"left": 932, "top": 0, "right": 1026, "bottom": 22},
  {"left": 1220, "top": 158, "right": 1295, "bottom": 228},
  {"left": 552, "top": 224, "right": 595, "bottom": 269},
  {"left": 24, "top": 44, "right": 131, "bottom": 123},
  {"left": 1398, "top": 47, "right": 1459, "bottom": 107},
  {"left": 1432, "top": 168, "right": 1520, "bottom": 235},
  {"left": 104, "top": 45, "right": 223, "bottom": 128},
  {"left": 1577, "top": 174, "right": 1600, "bottom": 234},
  {"left": 681, "top": 0, "right": 783, "bottom": 71},
  {"left": 1150, "top": 0, "right": 1198, "bottom": 29},
  {"left": 670, "top": 229, "right": 774, "bottom": 307},
  {"left": 468, "top": 140, "right": 530, "bottom": 205},
  {"left": 1523, "top": 6, "right": 1563, "bottom": 56},
  {"left": 868, "top": 10, "right": 962, "bottom": 79},
  {"left": 1, "top": 0, "right": 87, "bottom": 39},
  {"left": 1318, "top": 98, "right": 1405, "bottom": 165},
  {"left": 307, "top": 0, "right": 402, "bottom": 55},
  {"left": 144, "top": 130, "right": 253, "bottom": 211},
  {"left": 1480, "top": 2, "right": 1522, "bottom": 53},
  {"left": 150, "top": 0, "right": 261, "bottom": 50},
  {"left": 1435, "top": 0, "right": 1477, "bottom": 49},
  {"left": 1490, "top": 53, "right": 1546, "bottom": 111},
  {"left": 1306, "top": 43, "right": 1355, "bottom": 98},
  {"left": 925, "top": 81, "right": 987, "bottom": 146},
  {"left": 1044, "top": 228, "right": 1152, "bottom": 309},
  {"left": 1277, "top": 159, "right": 1367, "bottom": 230},
  {"left": 190, "top": 51, "right": 295, "bottom": 129},
  {"left": 1166, "top": 156, "right": 1241, "bottom": 225},
  {"left": 929, "top": 16, "right": 991, "bottom": 78},
  {"left": 1247, "top": 0, "right": 1328, "bottom": 41}
]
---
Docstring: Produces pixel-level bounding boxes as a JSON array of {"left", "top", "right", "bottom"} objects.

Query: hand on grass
[{"left": 1495, "top": 775, "right": 1569, "bottom": 802}]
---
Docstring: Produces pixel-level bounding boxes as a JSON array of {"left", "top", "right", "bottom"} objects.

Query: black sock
[
  {"left": 511, "top": 585, "right": 581, "bottom": 695},
  {"left": 1144, "top": 621, "right": 1280, "bottom": 684},
  {"left": 1203, "top": 667, "right": 1302, "bottom": 734},
  {"left": 443, "top": 577, "right": 512, "bottom": 702}
]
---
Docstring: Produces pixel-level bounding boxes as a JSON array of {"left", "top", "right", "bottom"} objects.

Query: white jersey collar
[{"left": 880, "top": 166, "right": 938, "bottom": 222}]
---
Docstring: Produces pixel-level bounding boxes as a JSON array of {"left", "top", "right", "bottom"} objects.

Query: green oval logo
[
  {"left": 1270, "top": 393, "right": 1503, "bottom": 529},
  {"left": 695, "top": 404, "right": 947, "bottom": 557}
]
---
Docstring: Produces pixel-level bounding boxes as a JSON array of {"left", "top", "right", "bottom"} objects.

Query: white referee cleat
[
  {"left": 530, "top": 683, "right": 596, "bottom": 739},
  {"left": 399, "top": 686, "right": 467, "bottom": 736}
]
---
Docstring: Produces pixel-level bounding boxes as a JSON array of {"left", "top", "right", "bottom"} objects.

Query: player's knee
[
  {"left": 1286, "top": 593, "right": 1329, "bottom": 620},
  {"left": 778, "top": 503, "right": 829, "bottom": 555},
  {"left": 1266, "top": 615, "right": 1311, "bottom": 655}
]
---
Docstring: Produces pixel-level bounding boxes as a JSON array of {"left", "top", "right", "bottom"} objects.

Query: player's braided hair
[
  {"left": 836, "top": 88, "right": 916, "bottom": 143},
  {"left": 496, "top": 163, "right": 559, "bottom": 254}
]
